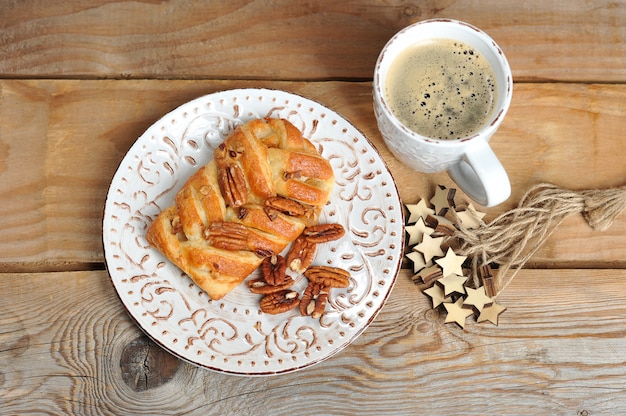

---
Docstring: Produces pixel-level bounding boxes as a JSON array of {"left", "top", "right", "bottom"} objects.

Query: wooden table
[{"left": 2, "top": 1, "right": 626, "bottom": 414}]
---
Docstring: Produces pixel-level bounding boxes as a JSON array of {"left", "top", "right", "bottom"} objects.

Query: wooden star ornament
[
  {"left": 443, "top": 297, "right": 474, "bottom": 329},
  {"left": 456, "top": 203, "right": 487, "bottom": 230},
  {"left": 437, "top": 273, "right": 468, "bottom": 296},
  {"left": 404, "top": 185, "right": 508, "bottom": 328},
  {"left": 405, "top": 217, "right": 434, "bottom": 246},
  {"left": 477, "top": 301, "right": 507, "bottom": 325},
  {"left": 406, "top": 199, "right": 435, "bottom": 224},
  {"left": 413, "top": 264, "right": 443, "bottom": 286},
  {"left": 423, "top": 284, "right": 451, "bottom": 308},
  {"left": 435, "top": 248, "right": 467, "bottom": 277},
  {"left": 424, "top": 214, "right": 457, "bottom": 237},
  {"left": 406, "top": 250, "right": 427, "bottom": 273},
  {"left": 463, "top": 286, "right": 493, "bottom": 313},
  {"left": 430, "top": 185, "right": 456, "bottom": 216},
  {"left": 414, "top": 233, "right": 445, "bottom": 263}
]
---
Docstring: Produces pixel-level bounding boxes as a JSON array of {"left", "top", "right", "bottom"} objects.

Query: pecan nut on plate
[
  {"left": 300, "top": 282, "right": 330, "bottom": 319},
  {"left": 203, "top": 221, "right": 250, "bottom": 251},
  {"left": 214, "top": 143, "right": 248, "bottom": 208},
  {"left": 265, "top": 196, "right": 308, "bottom": 217},
  {"left": 285, "top": 234, "right": 317, "bottom": 274},
  {"left": 303, "top": 266, "right": 351, "bottom": 289},
  {"left": 259, "top": 290, "right": 300, "bottom": 314},
  {"left": 247, "top": 276, "right": 295, "bottom": 294},
  {"left": 303, "top": 223, "right": 345, "bottom": 243},
  {"left": 261, "top": 254, "right": 288, "bottom": 286},
  {"left": 248, "top": 254, "right": 295, "bottom": 294},
  {"left": 286, "top": 223, "right": 345, "bottom": 273}
]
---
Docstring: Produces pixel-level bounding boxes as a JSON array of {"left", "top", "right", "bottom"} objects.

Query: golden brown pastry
[{"left": 146, "top": 118, "right": 334, "bottom": 300}]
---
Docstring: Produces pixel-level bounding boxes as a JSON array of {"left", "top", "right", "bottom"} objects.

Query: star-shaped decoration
[
  {"left": 423, "top": 214, "right": 457, "bottom": 237},
  {"left": 437, "top": 273, "right": 468, "bottom": 296},
  {"left": 406, "top": 250, "right": 427, "bottom": 273},
  {"left": 435, "top": 248, "right": 467, "bottom": 277},
  {"left": 405, "top": 217, "right": 434, "bottom": 246},
  {"left": 467, "top": 203, "right": 486, "bottom": 219},
  {"left": 463, "top": 286, "right": 493, "bottom": 313},
  {"left": 477, "top": 301, "right": 507, "bottom": 325},
  {"left": 443, "top": 297, "right": 474, "bottom": 329},
  {"left": 430, "top": 185, "right": 455, "bottom": 216},
  {"left": 406, "top": 199, "right": 435, "bottom": 224},
  {"left": 423, "top": 284, "right": 451, "bottom": 308},
  {"left": 456, "top": 204, "right": 487, "bottom": 230},
  {"left": 414, "top": 233, "right": 445, "bottom": 263},
  {"left": 413, "top": 264, "right": 442, "bottom": 286},
  {"left": 403, "top": 185, "right": 509, "bottom": 328},
  {"left": 435, "top": 214, "right": 457, "bottom": 236}
]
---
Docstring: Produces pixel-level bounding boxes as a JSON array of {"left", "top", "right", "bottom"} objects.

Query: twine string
[{"left": 454, "top": 183, "right": 626, "bottom": 297}]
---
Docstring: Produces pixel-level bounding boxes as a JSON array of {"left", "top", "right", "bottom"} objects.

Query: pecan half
[
  {"left": 260, "top": 254, "right": 288, "bottom": 286},
  {"left": 265, "top": 196, "right": 307, "bottom": 217},
  {"left": 170, "top": 215, "right": 182, "bottom": 234},
  {"left": 217, "top": 164, "right": 248, "bottom": 207},
  {"left": 254, "top": 248, "right": 274, "bottom": 258},
  {"left": 214, "top": 142, "right": 245, "bottom": 164},
  {"left": 237, "top": 206, "right": 249, "bottom": 220},
  {"left": 170, "top": 215, "right": 187, "bottom": 241},
  {"left": 259, "top": 290, "right": 300, "bottom": 314},
  {"left": 303, "top": 266, "right": 350, "bottom": 288},
  {"left": 263, "top": 206, "right": 279, "bottom": 221},
  {"left": 303, "top": 223, "right": 345, "bottom": 243},
  {"left": 248, "top": 276, "right": 295, "bottom": 294},
  {"left": 285, "top": 234, "right": 317, "bottom": 273},
  {"left": 283, "top": 170, "right": 302, "bottom": 180},
  {"left": 204, "top": 221, "right": 250, "bottom": 251},
  {"left": 299, "top": 282, "right": 330, "bottom": 319}
]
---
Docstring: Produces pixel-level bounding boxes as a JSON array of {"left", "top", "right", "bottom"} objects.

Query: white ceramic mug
[{"left": 373, "top": 19, "right": 513, "bottom": 207}]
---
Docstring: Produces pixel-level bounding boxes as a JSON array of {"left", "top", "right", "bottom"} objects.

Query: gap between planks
[
  {"left": 1, "top": 260, "right": 625, "bottom": 275},
  {"left": 0, "top": 262, "right": 106, "bottom": 274}
]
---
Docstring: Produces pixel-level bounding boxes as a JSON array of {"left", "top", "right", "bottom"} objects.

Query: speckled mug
[{"left": 373, "top": 19, "right": 513, "bottom": 207}]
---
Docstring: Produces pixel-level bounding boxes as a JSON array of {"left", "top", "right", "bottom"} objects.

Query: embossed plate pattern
[{"left": 103, "top": 88, "right": 404, "bottom": 375}]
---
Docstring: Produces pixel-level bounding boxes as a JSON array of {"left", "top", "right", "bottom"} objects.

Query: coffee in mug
[
  {"left": 373, "top": 19, "right": 513, "bottom": 207},
  {"left": 385, "top": 39, "right": 497, "bottom": 141}
]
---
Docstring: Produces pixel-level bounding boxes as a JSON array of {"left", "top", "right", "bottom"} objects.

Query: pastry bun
[{"left": 146, "top": 118, "right": 334, "bottom": 300}]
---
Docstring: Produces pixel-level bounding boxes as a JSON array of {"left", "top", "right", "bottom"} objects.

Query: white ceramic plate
[{"left": 103, "top": 88, "right": 404, "bottom": 375}]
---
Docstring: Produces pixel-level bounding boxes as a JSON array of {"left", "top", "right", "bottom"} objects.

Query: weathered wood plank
[
  {"left": 0, "top": 0, "right": 624, "bottom": 82},
  {"left": 1, "top": 269, "right": 625, "bottom": 414},
  {"left": 1, "top": 79, "right": 625, "bottom": 268}
]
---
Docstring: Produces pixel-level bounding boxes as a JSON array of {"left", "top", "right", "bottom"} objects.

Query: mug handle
[{"left": 447, "top": 139, "right": 511, "bottom": 207}]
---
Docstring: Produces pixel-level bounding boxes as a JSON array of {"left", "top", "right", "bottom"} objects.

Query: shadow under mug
[{"left": 373, "top": 19, "right": 513, "bottom": 207}]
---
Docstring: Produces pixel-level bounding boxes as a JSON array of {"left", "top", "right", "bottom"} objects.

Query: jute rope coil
[{"left": 454, "top": 183, "right": 626, "bottom": 297}]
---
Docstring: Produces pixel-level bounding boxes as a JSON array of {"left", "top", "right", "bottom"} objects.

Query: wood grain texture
[
  {"left": 1, "top": 79, "right": 625, "bottom": 269},
  {"left": 1, "top": 269, "right": 626, "bottom": 415},
  {"left": 0, "top": 0, "right": 624, "bottom": 82}
]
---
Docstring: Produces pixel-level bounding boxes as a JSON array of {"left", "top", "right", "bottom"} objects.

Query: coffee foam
[{"left": 385, "top": 38, "right": 497, "bottom": 140}]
